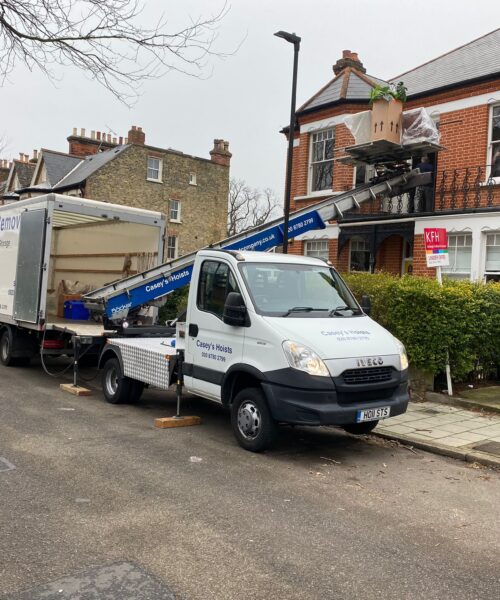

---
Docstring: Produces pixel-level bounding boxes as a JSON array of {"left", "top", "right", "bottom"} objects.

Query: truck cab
[{"left": 182, "top": 249, "right": 409, "bottom": 451}]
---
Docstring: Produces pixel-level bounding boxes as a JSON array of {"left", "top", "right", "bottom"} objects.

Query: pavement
[
  {"left": 1, "top": 360, "right": 500, "bottom": 599},
  {"left": 375, "top": 394, "right": 500, "bottom": 468}
]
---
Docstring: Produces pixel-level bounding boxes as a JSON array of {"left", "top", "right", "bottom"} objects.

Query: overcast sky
[{"left": 1, "top": 0, "right": 498, "bottom": 199}]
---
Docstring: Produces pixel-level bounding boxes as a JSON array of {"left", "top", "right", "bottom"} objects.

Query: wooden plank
[
  {"left": 154, "top": 416, "right": 202, "bottom": 428},
  {"left": 51, "top": 252, "right": 157, "bottom": 258},
  {"left": 54, "top": 268, "right": 138, "bottom": 275},
  {"left": 60, "top": 383, "right": 92, "bottom": 396}
]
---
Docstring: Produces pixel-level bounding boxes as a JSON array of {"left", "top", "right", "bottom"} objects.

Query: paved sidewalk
[{"left": 375, "top": 401, "right": 500, "bottom": 467}]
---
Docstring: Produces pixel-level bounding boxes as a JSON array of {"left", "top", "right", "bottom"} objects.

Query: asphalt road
[{"left": 1, "top": 360, "right": 499, "bottom": 600}]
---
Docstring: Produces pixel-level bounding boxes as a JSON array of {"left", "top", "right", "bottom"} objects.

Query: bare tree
[
  {"left": 0, "top": 0, "right": 230, "bottom": 104},
  {"left": 228, "top": 178, "right": 282, "bottom": 236}
]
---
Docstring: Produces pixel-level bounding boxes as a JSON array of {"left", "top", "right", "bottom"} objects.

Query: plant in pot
[{"left": 369, "top": 81, "right": 407, "bottom": 144}]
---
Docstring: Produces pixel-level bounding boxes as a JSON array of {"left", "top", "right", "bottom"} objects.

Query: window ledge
[
  {"left": 189, "top": 182, "right": 198, "bottom": 186},
  {"left": 146, "top": 178, "right": 163, "bottom": 184},
  {"left": 169, "top": 219, "right": 182, "bottom": 224}
]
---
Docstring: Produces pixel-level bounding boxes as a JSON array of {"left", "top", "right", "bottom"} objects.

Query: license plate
[{"left": 356, "top": 406, "right": 390, "bottom": 423}]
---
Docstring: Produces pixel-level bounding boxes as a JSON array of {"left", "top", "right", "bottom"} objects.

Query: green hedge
[{"left": 342, "top": 273, "right": 500, "bottom": 381}]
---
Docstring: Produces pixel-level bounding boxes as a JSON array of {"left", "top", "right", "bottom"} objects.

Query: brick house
[
  {"left": 286, "top": 29, "right": 500, "bottom": 282},
  {"left": 2, "top": 126, "right": 231, "bottom": 259}
]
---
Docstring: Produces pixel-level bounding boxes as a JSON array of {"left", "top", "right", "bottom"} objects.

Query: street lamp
[{"left": 274, "top": 30, "right": 301, "bottom": 254}]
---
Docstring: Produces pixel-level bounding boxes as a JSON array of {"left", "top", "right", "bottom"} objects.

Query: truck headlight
[
  {"left": 282, "top": 340, "right": 330, "bottom": 377},
  {"left": 396, "top": 340, "right": 409, "bottom": 371}
]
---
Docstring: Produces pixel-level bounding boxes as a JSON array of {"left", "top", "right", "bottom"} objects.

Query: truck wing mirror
[
  {"left": 223, "top": 292, "right": 248, "bottom": 327},
  {"left": 361, "top": 294, "right": 372, "bottom": 316}
]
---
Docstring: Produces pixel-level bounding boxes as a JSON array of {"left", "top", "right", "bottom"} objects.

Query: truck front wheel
[
  {"left": 101, "top": 357, "right": 133, "bottom": 404},
  {"left": 342, "top": 421, "right": 379, "bottom": 435},
  {"left": 230, "top": 387, "right": 277, "bottom": 452}
]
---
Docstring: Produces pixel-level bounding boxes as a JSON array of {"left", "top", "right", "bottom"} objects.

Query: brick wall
[
  {"left": 85, "top": 144, "right": 229, "bottom": 258},
  {"left": 337, "top": 242, "right": 350, "bottom": 272},
  {"left": 412, "top": 234, "right": 435, "bottom": 277}
]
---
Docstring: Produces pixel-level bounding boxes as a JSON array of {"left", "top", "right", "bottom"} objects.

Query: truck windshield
[{"left": 238, "top": 262, "right": 361, "bottom": 317}]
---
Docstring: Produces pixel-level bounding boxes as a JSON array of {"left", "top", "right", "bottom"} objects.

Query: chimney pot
[
  {"left": 91, "top": 130, "right": 96, "bottom": 140},
  {"left": 19, "top": 152, "right": 23, "bottom": 161},
  {"left": 127, "top": 126, "right": 145, "bottom": 145},
  {"left": 333, "top": 50, "right": 366, "bottom": 75},
  {"left": 119, "top": 136, "right": 123, "bottom": 145},
  {"left": 72, "top": 127, "right": 77, "bottom": 136},
  {"left": 96, "top": 131, "right": 101, "bottom": 141},
  {"left": 108, "top": 134, "right": 112, "bottom": 143},
  {"left": 124, "top": 137, "right": 128, "bottom": 144},
  {"left": 210, "top": 139, "right": 232, "bottom": 166},
  {"left": 80, "top": 128, "right": 86, "bottom": 137},
  {"left": 112, "top": 137, "right": 117, "bottom": 144},
  {"left": 33, "top": 149, "right": 38, "bottom": 160}
]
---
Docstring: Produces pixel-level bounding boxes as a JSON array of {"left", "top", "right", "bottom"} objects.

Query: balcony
[{"left": 341, "top": 165, "right": 500, "bottom": 221}]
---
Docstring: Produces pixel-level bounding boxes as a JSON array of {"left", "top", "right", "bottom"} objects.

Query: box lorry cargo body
[{"left": 0, "top": 194, "right": 165, "bottom": 363}]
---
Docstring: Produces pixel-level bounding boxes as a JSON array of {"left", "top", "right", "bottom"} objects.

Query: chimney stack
[
  {"left": 127, "top": 125, "right": 145, "bottom": 145},
  {"left": 30, "top": 149, "right": 38, "bottom": 163},
  {"left": 210, "top": 139, "right": 232, "bottom": 167},
  {"left": 333, "top": 50, "right": 366, "bottom": 75}
]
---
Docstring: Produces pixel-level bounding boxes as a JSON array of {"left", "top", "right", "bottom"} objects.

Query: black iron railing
[{"left": 344, "top": 164, "right": 499, "bottom": 220}]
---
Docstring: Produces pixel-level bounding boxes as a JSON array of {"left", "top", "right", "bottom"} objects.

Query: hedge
[{"left": 342, "top": 273, "right": 500, "bottom": 381}]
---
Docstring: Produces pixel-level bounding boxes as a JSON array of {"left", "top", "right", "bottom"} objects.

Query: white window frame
[
  {"left": 304, "top": 240, "right": 329, "bottom": 261},
  {"left": 442, "top": 233, "right": 473, "bottom": 280},
  {"left": 147, "top": 156, "right": 163, "bottom": 182},
  {"left": 189, "top": 172, "right": 197, "bottom": 186},
  {"left": 349, "top": 237, "right": 371, "bottom": 273},
  {"left": 169, "top": 199, "right": 181, "bottom": 222},
  {"left": 166, "top": 235, "right": 178, "bottom": 260},
  {"left": 308, "top": 128, "right": 335, "bottom": 196},
  {"left": 487, "top": 104, "right": 500, "bottom": 182},
  {"left": 484, "top": 231, "right": 500, "bottom": 281}
]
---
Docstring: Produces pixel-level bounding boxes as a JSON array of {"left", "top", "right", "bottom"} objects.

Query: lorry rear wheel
[
  {"left": 0, "top": 330, "right": 15, "bottom": 367},
  {"left": 342, "top": 420, "right": 379, "bottom": 435},
  {"left": 231, "top": 387, "right": 277, "bottom": 452},
  {"left": 101, "top": 358, "right": 132, "bottom": 404}
]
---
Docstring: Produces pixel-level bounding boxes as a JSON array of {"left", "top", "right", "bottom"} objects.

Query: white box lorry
[
  {"left": 0, "top": 194, "right": 165, "bottom": 365},
  {"left": 98, "top": 249, "right": 409, "bottom": 451}
]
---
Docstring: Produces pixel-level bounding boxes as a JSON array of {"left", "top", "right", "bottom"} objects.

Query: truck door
[
  {"left": 184, "top": 259, "right": 244, "bottom": 401},
  {"left": 13, "top": 208, "right": 47, "bottom": 323}
]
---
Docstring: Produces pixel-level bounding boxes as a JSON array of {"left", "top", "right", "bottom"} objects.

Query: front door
[{"left": 186, "top": 259, "right": 244, "bottom": 401}]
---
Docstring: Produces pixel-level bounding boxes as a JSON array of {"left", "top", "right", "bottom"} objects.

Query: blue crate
[{"left": 63, "top": 300, "right": 90, "bottom": 321}]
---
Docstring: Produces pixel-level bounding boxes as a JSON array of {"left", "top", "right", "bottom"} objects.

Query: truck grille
[{"left": 342, "top": 367, "right": 393, "bottom": 385}]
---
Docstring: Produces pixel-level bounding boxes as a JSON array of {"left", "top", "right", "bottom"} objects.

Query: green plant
[
  {"left": 369, "top": 81, "right": 407, "bottom": 104},
  {"left": 342, "top": 272, "right": 500, "bottom": 382}
]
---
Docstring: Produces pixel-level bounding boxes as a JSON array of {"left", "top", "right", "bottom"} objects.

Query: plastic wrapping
[
  {"left": 401, "top": 108, "right": 440, "bottom": 145},
  {"left": 344, "top": 111, "right": 371, "bottom": 145}
]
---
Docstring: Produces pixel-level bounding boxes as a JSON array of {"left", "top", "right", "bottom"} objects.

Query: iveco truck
[{"left": 99, "top": 249, "right": 409, "bottom": 451}]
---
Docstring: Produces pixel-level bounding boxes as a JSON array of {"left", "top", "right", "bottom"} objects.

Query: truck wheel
[
  {"left": 230, "top": 387, "right": 277, "bottom": 452},
  {"left": 343, "top": 420, "right": 379, "bottom": 435},
  {"left": 101, "top": 358, "right": 132, "bottom": 404},
  {"left": 0, "top": 330, "right": 15, "bottom": 367}
]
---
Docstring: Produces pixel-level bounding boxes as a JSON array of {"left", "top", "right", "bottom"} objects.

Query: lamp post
[{"left": 274, "top": 30, "right": 301, "bottom": 254}]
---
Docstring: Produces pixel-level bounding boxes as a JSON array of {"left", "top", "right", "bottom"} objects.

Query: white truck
[
  {"left": 98, "top": 249, "right": 409, "bottom": 451},
  {"left": 0, "top": 194, "right": 165, "bottom": 366}
]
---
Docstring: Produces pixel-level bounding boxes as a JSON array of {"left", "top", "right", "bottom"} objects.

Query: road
[{"left": 1, "top": 360, "right": 499, "bottom": 600}]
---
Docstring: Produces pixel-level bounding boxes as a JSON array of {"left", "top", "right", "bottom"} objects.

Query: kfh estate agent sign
[{"left": 424, "top": 228, "right": 449, "bottom": 268}]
